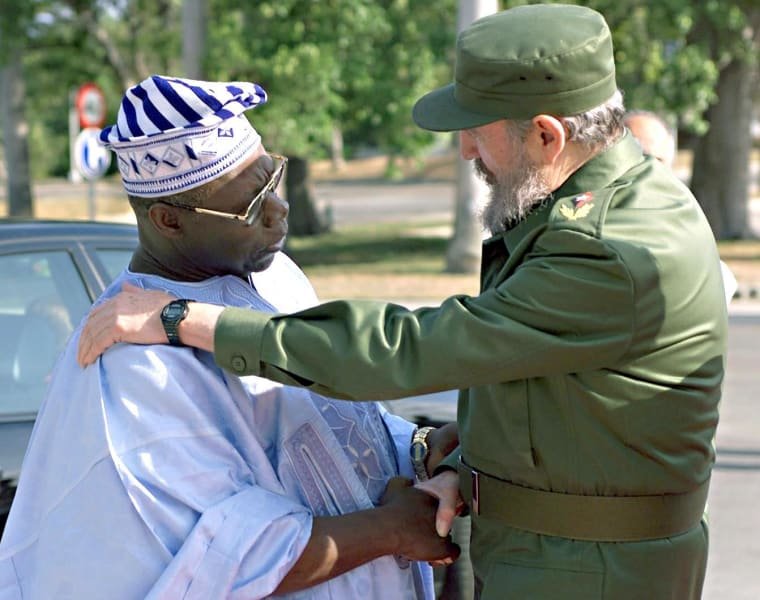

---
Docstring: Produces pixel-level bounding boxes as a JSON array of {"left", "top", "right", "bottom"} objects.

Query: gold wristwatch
[{"left": 410, "top": 426, "right": 435, "bottom": 482}]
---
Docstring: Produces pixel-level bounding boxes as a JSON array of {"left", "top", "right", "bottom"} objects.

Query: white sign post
[{"left": 74, "top": 127, "right": 112, "bottom": 219}]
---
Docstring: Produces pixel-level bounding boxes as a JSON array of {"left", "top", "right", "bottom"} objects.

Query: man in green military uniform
[{"left": 79, "top": 5, "right": 727, "bottom": 598}]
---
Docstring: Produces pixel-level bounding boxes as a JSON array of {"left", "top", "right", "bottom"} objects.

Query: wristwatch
[
  {"left": 160, "top": 299, "right": 193, "bottom": 346},
  {"left": 410, "top": 426, "right": 436, "bottom": 482}
]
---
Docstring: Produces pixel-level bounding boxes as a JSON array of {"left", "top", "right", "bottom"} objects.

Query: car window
[
  {"left": 0, "top": 251, "right": 91, "bottom": 417},
  {"left": 95, "top": 248, "right": 133, "bottom": 283}
]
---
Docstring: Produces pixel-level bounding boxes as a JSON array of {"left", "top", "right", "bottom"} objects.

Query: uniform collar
[
  {"left": 485, "top": 131, "right": 644, "bottom": 254},
  {"left": 551, "top": 130, "right": 643, "bottom": 200}
]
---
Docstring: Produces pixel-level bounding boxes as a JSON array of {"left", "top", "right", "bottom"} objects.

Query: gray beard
[{"left": 474, "top": 158, "right": 551, "bottom": 235}]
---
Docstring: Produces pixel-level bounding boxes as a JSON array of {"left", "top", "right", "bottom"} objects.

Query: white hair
[{"left": 508, "top": 89, "right": 626, "bottom": 152}]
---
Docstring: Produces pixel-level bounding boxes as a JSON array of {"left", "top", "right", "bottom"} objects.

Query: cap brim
[{"left": 412, "top": 83, "right": 504, "bottom": 132}]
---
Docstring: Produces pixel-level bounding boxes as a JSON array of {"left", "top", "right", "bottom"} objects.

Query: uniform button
[{"left": 230, "top": 355, "right": 247, "bottom": 372}]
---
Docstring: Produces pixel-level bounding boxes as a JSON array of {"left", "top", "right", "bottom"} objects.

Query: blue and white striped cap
[{"left": 100, "top": 75, "right": 268, "bottom": 198}]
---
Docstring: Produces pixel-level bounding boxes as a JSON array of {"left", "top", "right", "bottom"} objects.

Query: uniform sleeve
[
  {"left": 215, "top": 229, "right": 637, "bottom": 401},
  {"left": 100, "top": 345, "right": 312, "bottom": 599}
]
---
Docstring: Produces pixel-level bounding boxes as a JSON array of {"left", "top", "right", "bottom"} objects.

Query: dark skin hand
[{"left": 274, "top": 477, "right": 460, "bottom": 594}]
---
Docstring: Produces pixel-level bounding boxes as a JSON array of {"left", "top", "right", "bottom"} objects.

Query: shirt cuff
[{"left": 214, "top": 306, "right": 273, "bottom": 376}]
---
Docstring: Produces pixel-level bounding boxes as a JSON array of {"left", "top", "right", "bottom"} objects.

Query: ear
[
  {"left": 530, "top": 114, "right": 567, "bottom": 165},
  {"left": 147, "top": 203, "right": 184, "bottom": 238}
]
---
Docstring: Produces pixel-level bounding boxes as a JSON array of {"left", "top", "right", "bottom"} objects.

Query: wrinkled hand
[
  {"left": 380, "top": 477, "right": 460, "bottom": 564},
  {"left": 425, "top": 423, "right": 458, "bottom": 476},
  {"left": 415, "top": 470, "right": 463, "bottom": 539},
  {"left": 77, "top": 282, "right": 176, "bottom": 367}
]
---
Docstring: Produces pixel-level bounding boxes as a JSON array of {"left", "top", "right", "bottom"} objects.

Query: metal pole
[
  {"left": 88, "top": 180, "right": 95, "bottom": 220},
  {"left": 69, "top": 88, "right": 82, "bottom": 183}
]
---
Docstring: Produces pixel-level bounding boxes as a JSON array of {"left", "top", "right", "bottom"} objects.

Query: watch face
[
  {"left": 410, "top": 442, "right": 426, "bottom": 462},
  {"left": 162, "top": 301, "right": 187, "bottom": 322}
]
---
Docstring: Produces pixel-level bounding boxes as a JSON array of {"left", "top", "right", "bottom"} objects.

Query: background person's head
[
  {"left": 623, "top": 110, "right": 676, "bottom": 168},
  {"left": 412, "top": 4, "right": 626, "bottom": 234},
  {"left": 100, "top": 76, "right": 289, "bottom": 279}
]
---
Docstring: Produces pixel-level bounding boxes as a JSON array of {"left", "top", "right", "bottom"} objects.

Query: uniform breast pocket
[{"left": 481, "top": 561, "right": 603, "bottom": 600}]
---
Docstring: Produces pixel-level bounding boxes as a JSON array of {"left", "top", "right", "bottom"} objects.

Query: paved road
[
  {"left": 314, "top": 178, "right": 760, "bottom": 232},
  {"left": 315, "top": 180, "right": 455, "bottom": 226},
  {"left": 703, "top": 313, "right": 760, "bottom": 599}
]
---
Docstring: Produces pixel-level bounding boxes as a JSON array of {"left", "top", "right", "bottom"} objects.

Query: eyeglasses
[{"left": 160, "top": 153, "right": 287, "bottom": 225}]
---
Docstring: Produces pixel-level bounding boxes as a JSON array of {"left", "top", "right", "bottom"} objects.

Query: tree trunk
[
  {"left": 331, "top": 125, "right": 345, "bottom": 172},
  {"left": 0, "top": 54, "right": 33, "bottom": 217},
  {"left": 285, "top": 156, "right": 330, "bottom": 236},
  {"left": 445, "top": 0, "right": 498, "bottom": 273},
  {"left": 690, "top": 56, "right": 757, "bottom": 239},
  {"left": 446, "top": 150, "right": 486, "bottom": 273},
  {"left": 182, "top": 0, "right": 206, "bottom": 79}
]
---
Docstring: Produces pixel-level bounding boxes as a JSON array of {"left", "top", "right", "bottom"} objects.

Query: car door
[{"left": 0, "top": 229, "right": 135, "bottom": 534}]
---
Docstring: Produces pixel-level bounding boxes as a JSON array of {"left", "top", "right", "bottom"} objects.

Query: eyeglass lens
[{"left": 245, "top": 157, "right": 286, "bottom": 223}]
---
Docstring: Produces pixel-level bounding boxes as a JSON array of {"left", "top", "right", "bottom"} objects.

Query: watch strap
[{"left": 410, "top": 426, "right": 436, "bottom": 482}]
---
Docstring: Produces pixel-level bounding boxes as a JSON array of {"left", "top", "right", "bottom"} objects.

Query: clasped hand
[{"left": 379, "top": 477, "right": 460, "bottom": 565}]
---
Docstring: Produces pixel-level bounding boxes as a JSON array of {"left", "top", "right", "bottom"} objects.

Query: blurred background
[{"left": 1, "top": 1, "right": 758, "bottom": 253}]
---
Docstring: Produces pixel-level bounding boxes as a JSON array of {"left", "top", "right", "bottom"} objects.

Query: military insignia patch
[{"left": 559, "top": 192, "right": 595, "bottom": 220}]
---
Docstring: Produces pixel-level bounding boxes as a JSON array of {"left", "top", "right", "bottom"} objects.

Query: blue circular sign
[{"left": 74, "top": 127, "right": 112, "bottom": 180}]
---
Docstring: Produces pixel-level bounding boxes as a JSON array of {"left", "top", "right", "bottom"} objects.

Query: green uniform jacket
[{"left": 216, "top": 134, "right": 727, "bottom": 599}]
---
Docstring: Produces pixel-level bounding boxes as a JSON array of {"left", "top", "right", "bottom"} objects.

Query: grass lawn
[
  {"left": 287, "top": 222, "right": 760, "bottom": 303},
  {"left": 287, "top": 222, "right": 480, "bottom": 302}
]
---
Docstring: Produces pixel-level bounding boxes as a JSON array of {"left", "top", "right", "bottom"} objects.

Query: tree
[
  {"left": 445, "top": 0, "right": 498, "bottom": 275},
  {"left": 68, "top": 0, "right": 182, "bottom": 92},
  {"left": 0, "top": 0, "right": 187, "bottom": 192},
  {"left": 207, "top": 0, "right": 374, "bottom": 235},
  {"left": 207, "top": 0, "right": 457, "bottom": 236},
  {"left": 182, "top": 0, "right": 206, "bottom": 80},
  {"left": 688, "top": 3, "right": 759, "bottom": 239},
  {"left": 586, "top": 0, "right": 758, "bottom": 240},
  {"left": 0, "top": 0, "right": 36, "bottom": 217}
]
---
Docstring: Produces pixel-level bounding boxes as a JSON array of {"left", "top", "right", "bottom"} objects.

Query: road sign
[
  {"left": 75, "top": 83, "right": 107, "bottom": 129},
  {"left": 74, "top": 127, "right": 112, "bottom": 180}
]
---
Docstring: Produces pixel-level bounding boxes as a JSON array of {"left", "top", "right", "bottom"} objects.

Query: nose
[
  {"left": 260, "top": 191, "right": 289, "bottom": 228},
  {"left": 459, "top": 130, "right": 479, "bottom": 160}
]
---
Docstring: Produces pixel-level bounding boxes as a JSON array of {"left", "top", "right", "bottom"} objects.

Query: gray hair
[{"left": 507, "top": 89, "right": 626, "bottom": 151}]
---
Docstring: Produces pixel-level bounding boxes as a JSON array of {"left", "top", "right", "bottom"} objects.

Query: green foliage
[
  {"left": 504, "top": 0, "right": 757, "bottom": 135},
  {"left": 206, "top": 0, "right": 456, "bottom": 159},
  {"left": 3, "top": 0, "right": 185, "bottom": 177},
  {"left": 4, "top": 0, "right": 757, "bottom": 180},
  {"left": 0, "top": 0, "right": 36, "bottom": 59}
]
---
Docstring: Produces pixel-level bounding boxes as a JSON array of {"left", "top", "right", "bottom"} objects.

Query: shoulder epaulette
[{"left": 548, "top": 188, "right": 617, "bottom": 238}]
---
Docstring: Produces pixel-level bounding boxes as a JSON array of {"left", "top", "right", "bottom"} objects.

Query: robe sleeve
[{"left": 99, "top": 344, "right": 313, "bottom": 599}]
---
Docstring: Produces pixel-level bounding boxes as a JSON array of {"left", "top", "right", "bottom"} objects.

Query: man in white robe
[{"left": 0, "top": 76, "right": 457, "bottom": 599}]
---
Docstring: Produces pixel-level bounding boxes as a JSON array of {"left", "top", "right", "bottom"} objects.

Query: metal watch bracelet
[{"left": 410, "top": 426, "right": 436, "bottom": 482}]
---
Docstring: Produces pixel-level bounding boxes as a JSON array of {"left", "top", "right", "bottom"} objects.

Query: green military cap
[{"left": 413, "top": 4, "right": 618, "bottom": 131}]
